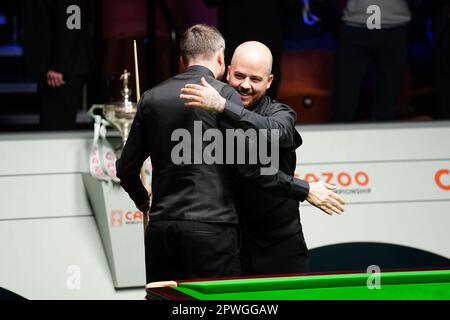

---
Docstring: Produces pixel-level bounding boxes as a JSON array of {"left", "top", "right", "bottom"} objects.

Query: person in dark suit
[
  {"left": 203, "top": 0, "right": 301, "bottom": 99},
  {"left": 21, "top": 0, "right": 92, "bottom": 130},
  {"left": 116, "top": 24, "right": 329, "bottom": 283},
  {"left": 331, "top": 0, "right": 411, "bottom": 122},
  {"left": 180, "top": 41, "right": 345, "bottom": 275}
]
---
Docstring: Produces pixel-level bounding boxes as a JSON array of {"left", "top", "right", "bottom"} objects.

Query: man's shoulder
[
  {"left": 206, "top": 77, "right": 228, "bottom": 92},
  {"left": 139, "top": 75, "right": 180, "bottom": 103},
  {"left": 262, "top": 97, "right": 296, "bottom": 116},
  {"left": 150, "top": 76, "right": 178, "bottom": 92},
  {"left": 262, "top": 97, "right": 302, "bottom": 147},
  {"left": 266, "top": 97, "right": 294, "bottom": 110},
  {"left": 139, "top": 88, "right": 154, "bottom": 103},
  {"left": 206, "top": 78, "right": 241, "bottom": 103}
]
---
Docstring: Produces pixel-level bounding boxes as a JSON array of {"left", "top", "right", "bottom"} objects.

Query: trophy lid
[
  {"left": 104, "top": 69, "right": 137, "bottom": 111},
  {"left": 119, "top": 69, "right": 133, "bottom": 105}
]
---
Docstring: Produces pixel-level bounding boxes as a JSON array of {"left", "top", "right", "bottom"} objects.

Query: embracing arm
[
  {"left": 181, "top": 77, "right": 297, "bottom": 147},
  {"left": 186, "top": 79, "right": 346, "bottom": 214}
]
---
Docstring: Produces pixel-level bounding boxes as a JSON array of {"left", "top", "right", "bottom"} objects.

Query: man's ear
[
  {"left": 226, "top": 65, "right": 231, "bottom": 82},
  {"left": 266, "top": 74, "right": 274, "bottom": 89},
  {"left": 217, "top": 48, "right": 225, "bottom": 66},
  {"left": 179, "top": 56, "right": 187, "bottom": 73}
]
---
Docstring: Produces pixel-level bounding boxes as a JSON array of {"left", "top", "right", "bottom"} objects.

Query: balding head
[
  {"left": 231, "top": 41, "right": 273, "bottom": 76},
  {"left": 227, "top": 41, "right": 274, "bottom": 107}
]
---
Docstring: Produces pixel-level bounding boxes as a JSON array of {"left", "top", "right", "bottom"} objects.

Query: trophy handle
[{"left": 87, "top": 104, "right": 106, "bottom": 119}]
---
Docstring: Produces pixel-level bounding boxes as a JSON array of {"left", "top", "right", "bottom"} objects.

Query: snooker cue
[{"left": 134, "top": 40, "right": 149, "bottom": 230}]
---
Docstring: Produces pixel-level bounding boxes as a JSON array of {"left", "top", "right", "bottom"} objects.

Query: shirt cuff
[{"left": 293, "top": 178, "right": 310, "bottom": 202}]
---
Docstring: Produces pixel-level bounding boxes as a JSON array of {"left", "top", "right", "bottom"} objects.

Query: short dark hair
[{"left": 180, "top": 24, "right": 225, "bottom": 65}]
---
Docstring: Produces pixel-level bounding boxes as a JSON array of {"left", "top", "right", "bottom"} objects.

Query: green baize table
[{"left": 146, "top": 269, "right": 450, "bottom": 300}]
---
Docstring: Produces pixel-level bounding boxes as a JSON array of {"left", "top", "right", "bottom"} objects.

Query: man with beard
[
  {"left": 117, "top": 26, "right": 341, "bottom": 283},
  {"left": 180, "top": 41, "right": 345, "bottom": 275}
]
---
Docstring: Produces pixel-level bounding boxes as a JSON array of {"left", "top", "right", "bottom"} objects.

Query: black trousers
[
  {"left": 38, "top": 75, "right": 85, "bottom": 130},
  {"left": 145, "top": 220, "right": 241, "bottom": 283},
  {"left": 332, "top": 25, "right": 408, "bottom": 122},
  {"left": 240, "top": 231, "right": 309, "bottom": 276}
]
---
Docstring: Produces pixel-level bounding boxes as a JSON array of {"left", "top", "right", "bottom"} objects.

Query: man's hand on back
[
  {"left": 306, "top": 181, "right": 346, "bottom": 215},
  {"left": 180, "top": 77, "right": 226, "bottom": 113}
]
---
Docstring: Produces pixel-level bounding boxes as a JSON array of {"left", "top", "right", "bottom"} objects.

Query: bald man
[{"left": 180, "top": 41, "right": 345, "bottom": 275}]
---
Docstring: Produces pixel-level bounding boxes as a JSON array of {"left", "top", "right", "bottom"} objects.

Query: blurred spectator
[
  {"left": 332, "top": 0, "right": 411, "bottom": 122},
  {"left": 203, "top": 0, "right": 301, "bottom": 99},
  {"left": 430, "top": 1, "right": 450, "bottom": 120},
  {"left": 21, "top": 0, "right": 93, "bottom": 130}
]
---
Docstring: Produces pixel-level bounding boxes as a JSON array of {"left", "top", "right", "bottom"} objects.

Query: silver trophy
[
  {"left": 104, "top": 69, "right": 137, "bottom": 145},
  {"left": 89, "top": 69, "right": 138, "bottom": 151}
]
